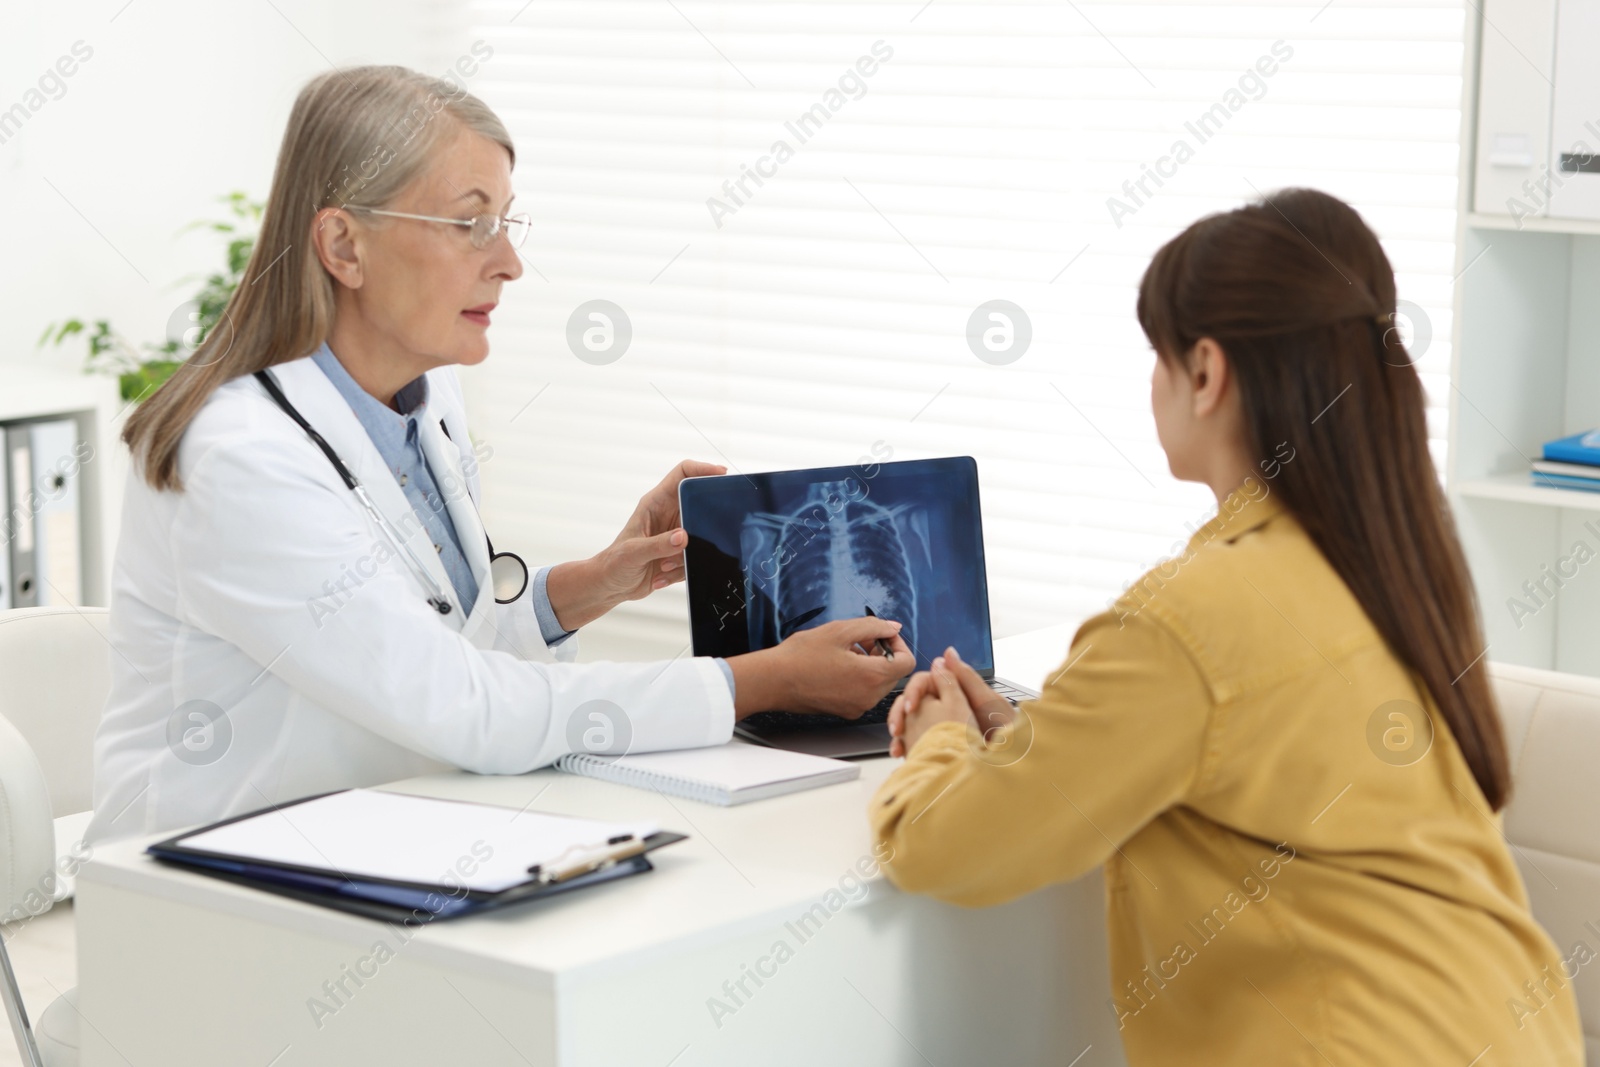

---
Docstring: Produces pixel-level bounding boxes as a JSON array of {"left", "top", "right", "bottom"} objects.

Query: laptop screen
[{"left": 679, "top": 456, "right": 996, "bottom": 676}]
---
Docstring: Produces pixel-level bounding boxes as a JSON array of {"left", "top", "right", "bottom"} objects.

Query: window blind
[{"left": 448, "top": 0, "right": 1465, "bottom": 659}]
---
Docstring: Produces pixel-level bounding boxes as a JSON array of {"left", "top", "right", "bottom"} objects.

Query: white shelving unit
[
  {"left": 1456, "top": 473, "right": 1600, "bottom": 513},
  {"left": 1447, "top": 4, "right": 1600, "bottom": 677},
  {"left": 0, "top": 367, "right": 126, "bottom": 608}
]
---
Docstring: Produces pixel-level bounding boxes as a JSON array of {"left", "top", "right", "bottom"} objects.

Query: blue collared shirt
[
  {"left": 311, "top": 344, "right": 733, "bottom": 696},
  {"left": 312, "top": 344, "right": 574, "bottom": 645}
]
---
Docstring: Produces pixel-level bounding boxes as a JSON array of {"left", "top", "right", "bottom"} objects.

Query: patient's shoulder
[{"left": 1111, "top": 506, "right": 1379, "bottom": 694}]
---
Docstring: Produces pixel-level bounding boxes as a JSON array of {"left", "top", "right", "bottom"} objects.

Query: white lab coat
[{"left": 85, "top": 355, "right": 733, "bottom": 845}]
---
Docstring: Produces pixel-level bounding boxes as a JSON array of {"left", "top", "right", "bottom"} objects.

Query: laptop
[{"left": 679, "top": 455, "right": 1038, "bottom": 758}]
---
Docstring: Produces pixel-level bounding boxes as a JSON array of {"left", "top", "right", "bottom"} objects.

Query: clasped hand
[{"left": 888, "top": 646, "right": 1017, "bottom": 758}]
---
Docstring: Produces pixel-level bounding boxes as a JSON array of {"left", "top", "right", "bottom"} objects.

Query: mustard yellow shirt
[{"left": 871, "top": 484, "right": 1583, "bottom": 1066}]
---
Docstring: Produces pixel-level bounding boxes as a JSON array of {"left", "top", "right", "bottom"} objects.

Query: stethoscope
[{"left": 254, "top": 369, "right": 529, "bottom": 615}]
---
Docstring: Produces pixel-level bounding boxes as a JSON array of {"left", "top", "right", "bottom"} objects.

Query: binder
[
  {"left": 5, "top": 425, "right": 37, "bottom": 608},
  {"left": 0, "top": 443, "right": 9, "bottom": 608},
  {"left": 147, "top": 789, "right": 689, "bottom": 925},
  {"left": 28, "top": 419, "right": 82, "bottom": 606},
  {"left": 154, "top": 845, "right": 659, "bottom": 924}
]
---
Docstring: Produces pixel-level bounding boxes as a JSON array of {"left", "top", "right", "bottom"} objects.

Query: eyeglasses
[{"left": 344, "top": 206, "right": 532, "bottom": 250}]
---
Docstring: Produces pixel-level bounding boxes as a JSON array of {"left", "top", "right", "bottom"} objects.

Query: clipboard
[{"left": 146, "top": 790, "right": 689, "bottom": 925}]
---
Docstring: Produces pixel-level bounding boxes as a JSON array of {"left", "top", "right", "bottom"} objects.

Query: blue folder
[
  {"left": 1529, "top": 471, "right": 1600, "bottom": 494},
  {"left": 1541, "top": 430, "right": 1600, "bottom": 467}
]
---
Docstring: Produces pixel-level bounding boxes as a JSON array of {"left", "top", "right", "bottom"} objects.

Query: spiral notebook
[{"left": 554, "top": 741, "right": 859, "bottom": 806}]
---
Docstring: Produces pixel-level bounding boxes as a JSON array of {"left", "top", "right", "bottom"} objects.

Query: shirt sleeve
[
  {"left": 531, "top": 566, "right": 576, "bottom": 647},
  {"left": 714, "top": 658, "right": 736, "bottom": 700},
  {"left": 869, "top": 607, "right": 1214, "bottom": 907},
  {"left": 529, "top": 566, "right": 733, "bottom": 697}
]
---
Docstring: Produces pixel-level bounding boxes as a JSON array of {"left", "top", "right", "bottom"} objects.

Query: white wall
[
  {"left": 7, "top": 3, "right": 1469, "bottom": 668},
  {"left": 454, "top": 1, "right": 1468, "bottom": 663},
  {"left": 0, "top": 0, "right": 448, "bottom": 380}
]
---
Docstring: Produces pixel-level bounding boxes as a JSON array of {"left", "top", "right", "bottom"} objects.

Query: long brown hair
[
  {"left": 1136, "top": 188, "right": 1510, "bottom": 810},
  {"left": 123, "top": 65, "right": 514, "bottom": 490}
]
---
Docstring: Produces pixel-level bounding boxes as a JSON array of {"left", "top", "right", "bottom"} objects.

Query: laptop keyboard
[{"left": 743, "top": 679, "right": 1032, "bottom": 733}]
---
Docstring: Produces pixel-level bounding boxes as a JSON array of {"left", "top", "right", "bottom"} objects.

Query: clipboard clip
[{"left": 529, "top": 834, "right": 648, "bottom": 885}]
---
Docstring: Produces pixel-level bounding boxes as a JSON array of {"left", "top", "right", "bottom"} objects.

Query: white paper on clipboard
[{"left": 173, "top": 789, "right": 660, "bottom": 893}]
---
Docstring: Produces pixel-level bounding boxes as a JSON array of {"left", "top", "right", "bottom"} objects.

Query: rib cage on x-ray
[{"left": 740, "top": 480, "right": 932, "bottom": 653}]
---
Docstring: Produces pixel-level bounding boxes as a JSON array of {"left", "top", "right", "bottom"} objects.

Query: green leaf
[
  {"left": 226, "top": 238, "right": 254, "bottom": 276},
  {"left": 86, "top": 320, "right": 115, "bottom": 358},
  {"left": 118, "top": 360, "right": 181, "bottom": 403},
  {"left": 38, "top": 319, "right": 84, "bottom": 347}
]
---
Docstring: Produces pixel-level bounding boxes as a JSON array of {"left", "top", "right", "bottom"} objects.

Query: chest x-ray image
[
  {"left": 680, "top": 457, "right": 996, "bottom": 673},
  {"left": 743, "top": 479, "right": 930, "bottom": 651}
]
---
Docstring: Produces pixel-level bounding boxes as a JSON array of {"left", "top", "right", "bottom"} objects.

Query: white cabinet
[
  {"left": 1472, "top": 0, "right": 1556, "bottom": 216},
  {"left": 0, "top": 370, "right": 125, "bottom": 608},
  {"left": 1454, "top": 3, "right": 1600, "bottom": 677},
  {"left": 1549, "top": 0, "right": 1600, "bottom": 219},
  {"left": 1472, "top": 0, "right": 1600, "bottom": 221}
]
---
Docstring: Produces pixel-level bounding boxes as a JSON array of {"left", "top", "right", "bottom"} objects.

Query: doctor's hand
[
  {"left": 729, "top": 617, "right": 915, "bottom": 721},
  {"left": 545, "top": 459, "right": 726, "bottom": 631},
  {"left": 605, "top": 458, "right": 727, "bottom": 598},
  {"left": 622, "top": 459, "right": 727, "bottom": 572}
]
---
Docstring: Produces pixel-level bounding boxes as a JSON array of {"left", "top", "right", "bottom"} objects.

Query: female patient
[{"left": 875, "top": 189, "right": 1583, "bottom": 1065}]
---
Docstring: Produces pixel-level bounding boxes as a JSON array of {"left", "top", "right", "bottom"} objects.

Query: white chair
[
  {"left": 1492, "top": 661, "right": 1600, "bottom": 1064},
  {"left": 0, "top": 606, "right": 111, "bottom": 1067}
]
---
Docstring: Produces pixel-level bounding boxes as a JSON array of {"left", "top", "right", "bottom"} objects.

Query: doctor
[{"left": 85, "top": 65, "right": 912, "bottom": 845}]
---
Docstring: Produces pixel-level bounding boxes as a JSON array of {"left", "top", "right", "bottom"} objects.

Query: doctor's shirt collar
[{"left": 309, "top": 341, "right": 430, "bottom": 428}]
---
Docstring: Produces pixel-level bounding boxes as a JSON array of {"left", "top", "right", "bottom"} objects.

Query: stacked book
[{"left": 1534, "top": 431, "right": 1600, "bottom": 492}]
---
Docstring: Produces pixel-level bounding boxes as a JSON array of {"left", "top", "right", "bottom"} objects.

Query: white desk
[{"left": 75, "top": 622, "right": 1125, "bottom": 1067}]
